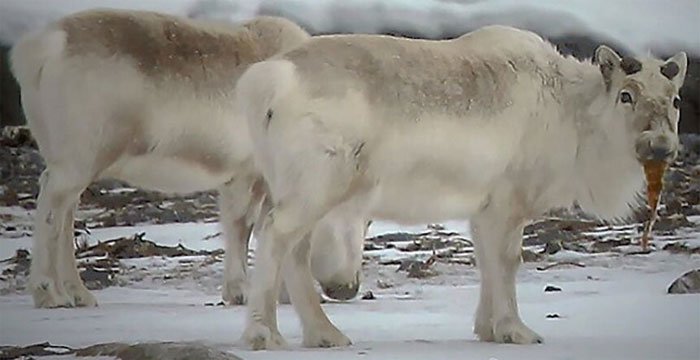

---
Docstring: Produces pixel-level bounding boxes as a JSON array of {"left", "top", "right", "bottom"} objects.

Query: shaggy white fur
[
  {"left": 234, "top": 25, "right": 687, "bottom": 349},
  {"left": 9, "top": 9, "right": 365, "bottom": 309}
]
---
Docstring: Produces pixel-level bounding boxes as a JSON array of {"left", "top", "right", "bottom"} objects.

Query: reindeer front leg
[
  {"left": 242, "top": 202, "right": 312, "bottom": 350},
  {"left": 470, "top": 200, "right": 543, "bottom": 344}
]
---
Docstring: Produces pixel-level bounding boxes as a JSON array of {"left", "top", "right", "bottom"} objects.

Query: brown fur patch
[
  {"left": 61, "top": 9, "right": 262, "bottom": 88},
  {"left": 286, "top": 35, "right": 519, "bottom": 118}
]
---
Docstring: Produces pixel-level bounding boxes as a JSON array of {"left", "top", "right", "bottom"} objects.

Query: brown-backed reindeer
[
  {"left": 10, "top": 9, "right": 365, "bottom": 309},
  {"left": 234, "top": 25, "right": 687, "bottom": 349}
]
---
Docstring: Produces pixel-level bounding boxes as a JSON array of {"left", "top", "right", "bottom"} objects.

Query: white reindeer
[
  {"left": 234, "top": 25, "right": 687, "bottom": 349},
  {"left": 9, "top": 9, "right": 366, "bottom": 309}
]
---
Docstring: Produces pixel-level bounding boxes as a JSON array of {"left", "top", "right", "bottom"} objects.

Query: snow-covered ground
[
  {"left": 1, "top": 214, "right": 699, "bottom": 360},
  {"left": 1, "top": 250, "right": 699, "bottom": 359}
]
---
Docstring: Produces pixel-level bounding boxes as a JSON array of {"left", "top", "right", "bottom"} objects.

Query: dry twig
[{"left": 536, "top": 261, "right": 586, "bottom": 271}]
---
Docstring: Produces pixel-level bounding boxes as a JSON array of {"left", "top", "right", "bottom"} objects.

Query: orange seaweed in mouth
[{"left": 640, "top": 160, "right": 668, "bottom": 251}]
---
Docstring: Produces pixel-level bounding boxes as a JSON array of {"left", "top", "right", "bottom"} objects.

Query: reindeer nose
[
  {"left": 647, "top": 134, "right": 676, "bottom": 161},
  {"left": 650, "top": 146, "right": 673, "bottom": 161},
  {"left": 320, "top": 272, "right": 361, "bottom": 301}
]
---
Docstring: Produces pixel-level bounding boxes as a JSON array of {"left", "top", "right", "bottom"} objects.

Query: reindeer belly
[
  {"left": 110, "top": 153, "right": 236, "bottom": 194},
  {"left": 372, "top": 178, "right": 488, "bottom": 223},
  {"left": 366, "top": 117, "right": 513, "bottom": 222},
  {"left": 102, "top": 107, "right": 246, "bottom": 194}
]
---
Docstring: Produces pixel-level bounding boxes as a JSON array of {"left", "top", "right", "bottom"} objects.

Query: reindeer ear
[
  {"left": 595, "top": 45, "right": 622, "bottom": 89},
  {"left": 662, "top": 52, "right": 688, "bottom": 88}
]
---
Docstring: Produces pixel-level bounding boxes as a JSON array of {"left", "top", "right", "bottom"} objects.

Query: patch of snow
[
  {"left": 1, "top": 264, "right": 699, "bottom": 360},
  {"left": 368, "top": 220, "right": 470, "bottom": 238},
  {"left": 86, "top": 222, "right": 224, "bottom": 251},
  {"left": 365, "top": 248, "right": 418, "bottom": 263},
  {"left": 678, "top": 239, "right": 700, "bottom": 249},
  {"left": 366, "top": 247, "right": 456, "bottom": 264},
  {"left": 100, "top": 187, "right": 138, "bottom": 195},
  {"left": 0, "top": 205, "right": 32, "bottom": 218},
  {"left": 0, "top": 235, "right": 31, "bottom": 260},
  {"left": 583, "top": 225, "right": 638, "bottom": 238},
  {"left": 548, "top": 249, "right": 595, "bottom": 262},
  {"left": 0, "top": 219, "right": 224, "bottom": 260}
]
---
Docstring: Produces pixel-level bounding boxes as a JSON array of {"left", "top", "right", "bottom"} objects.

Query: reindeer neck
[{"left": 560, "top": 61, "right": 643, "bottom": 219}]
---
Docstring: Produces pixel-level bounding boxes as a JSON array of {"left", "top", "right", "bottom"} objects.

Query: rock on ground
[
  {"left": 667, "top": 269, "right": 700, "bottom": 294},
  {"left": 76, "top": 341, "right": 242, "bottom": 360}
]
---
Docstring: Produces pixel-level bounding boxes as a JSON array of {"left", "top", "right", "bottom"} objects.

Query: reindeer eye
[
  {"left": 673, "top": 96, "right": 681, "bottom": 109},
  {"left": 620, "top": 90, "right": 634, "bottom": 104}
]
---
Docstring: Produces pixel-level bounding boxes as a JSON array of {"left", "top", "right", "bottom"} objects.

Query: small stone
[
  {"left": 542, "top": 241, "right": 562, "bottom": 255},
  {"left": 398, "top": 258, "right": 438, "bottom": 279},
  {"left": 562, "top": 241, "right": 589, "bottom": 253},
  {"left": 668, "top": 269, "right": 700, "bottom": 294},
  {"left": 364, "top": 243, "right": 382, "bottom": 251},
  {"left": 653, "top": 214, "right": 694, "bottom": 232},
  {"left": 80, "top": 266, "right": 113, "bottom": 290},
  {"left": 591, "top": 237, "right": 631, "bottom": 253},
  {"left": 76, "top": 342, "right": 242, "bottom": 360},
  {"left": 521, "top": 249, "right": 543, "bottom": 262},
  {"left": 376, "top": 279, "right": 393, "bottom": 289},
  {"left": 361, "top": 290, "right": 376, "bottom": 300},
  {"left": 663, "top": 242, "right": 700, "bottom": 255},
  {"left": 544, "top": 285, "right": 562, "bottom": 293}
]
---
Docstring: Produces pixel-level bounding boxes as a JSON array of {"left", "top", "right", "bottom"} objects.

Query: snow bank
[
  {"left": 0, "top": 0, "right": 697, "bottom": 56},
  {"left": 255, "top": 0, "right": 700, "bottom": 56}
]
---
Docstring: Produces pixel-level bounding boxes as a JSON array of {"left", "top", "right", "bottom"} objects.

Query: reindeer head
[{"left": 595, "top": 45, "right": 688, "bottom": 163}]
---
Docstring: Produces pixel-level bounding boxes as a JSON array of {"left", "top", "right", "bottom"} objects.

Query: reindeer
[
  {"left": 9, "top": 9, "right": 366, "bottom": 309},
  {"left": 233, "top": 25, "right": 687, "bottom": 349}
]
